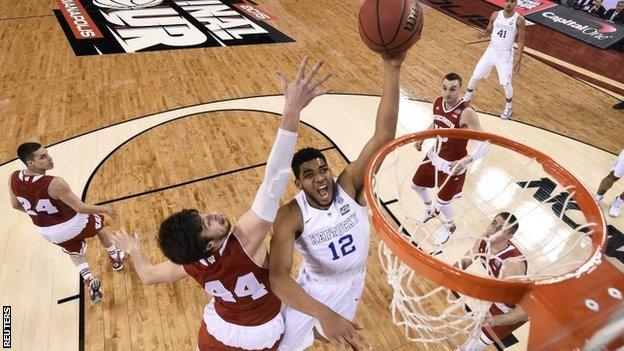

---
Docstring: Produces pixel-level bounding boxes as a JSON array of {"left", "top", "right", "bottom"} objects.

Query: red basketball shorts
[
  {"left": 57, "top": 214, "right": 105, "bottom": 256},
  {"left": 412, "top": 157, "right": 466, "bottom": 202}
]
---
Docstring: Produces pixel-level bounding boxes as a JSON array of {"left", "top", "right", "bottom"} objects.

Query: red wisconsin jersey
[
  {"left": 478, "top": 239, "right": 527, "bottom": 310},
  {"left": 183, "top": 234, "right": 281, "bottom": 326},
  {"left": 432, "top": 97, "right": 470, "bottom": 161},
  {"left": 10, "top": 170, "right": 77, "bottom": 227},
  {"left": 478, "top": 239, "right": 527, "bottom": 279}
]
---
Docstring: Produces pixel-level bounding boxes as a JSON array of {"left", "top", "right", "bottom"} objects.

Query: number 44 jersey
[
  {"left": 183, "top": 234, "right": 282, "bottom": 327},
  {"left": 294, "top": 180, "right": 371, "bottom": 280}
]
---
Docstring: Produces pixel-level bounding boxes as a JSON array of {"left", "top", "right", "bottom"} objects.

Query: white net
[{"left": 369, "top": 132, "right": 598, "bottom": 350}]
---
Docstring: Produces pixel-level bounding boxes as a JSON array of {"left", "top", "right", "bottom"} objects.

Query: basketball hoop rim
[{"left": 364, "top": 129, "right": 607, "bottom": 304}]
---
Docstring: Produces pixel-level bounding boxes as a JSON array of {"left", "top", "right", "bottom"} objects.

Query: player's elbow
[{"left": 141, "top": 274, "right": 159, "bottom": 286}]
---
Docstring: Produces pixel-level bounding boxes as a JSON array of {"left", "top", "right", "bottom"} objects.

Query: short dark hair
[
  {"left": 158, "top": 209, "right": 210, "bottom": 265},
  {"left": 17, "top": 142, "right": 42, "bottom": 165},
  {"left": 497, "top": 212, "right": 519, "bottom": 236},
  {"left": 291, "top": 147, "right": 327, "bottom": 179},
  {"left": 443, "top": 72, "right": 463, "bottom": 86}
]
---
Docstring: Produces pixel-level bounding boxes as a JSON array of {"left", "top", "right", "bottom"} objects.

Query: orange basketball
[{"left": 358, "top": 0, "right": 424, "bottom": 55}]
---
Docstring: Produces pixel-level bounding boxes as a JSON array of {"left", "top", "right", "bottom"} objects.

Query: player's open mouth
[{"left": 317, "top": 184, "right": 330, "bottom": 198}]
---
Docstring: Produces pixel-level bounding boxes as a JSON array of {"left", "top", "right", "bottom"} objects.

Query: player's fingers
[
  {"left": 307, "top": 60, "right": 324, "bottom": 81},
  {"left": 330, "top": 337, "right": 348, "bottom": 351},
  {"left": 276, "top": 72, "right": 287, "bottom": 90},
  {"left": 351, "top": 322, "right": 363, "bottom": 330},
  {"left": 296, "top": 56, "right": 309, "bottom": 81},
  {"left": 310, "top": 72, "right": 332, "bottom": 90},
  {"left": 354, "top": 333, "right": 372, "bottom": 350}
]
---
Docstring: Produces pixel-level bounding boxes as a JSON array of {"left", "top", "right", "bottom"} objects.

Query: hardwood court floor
[
  {"left": 0, "top": 0, "right": 622, "bottom": 160},
  {"left": 0, "top": 0, "right": 623, "bottom": 350}
]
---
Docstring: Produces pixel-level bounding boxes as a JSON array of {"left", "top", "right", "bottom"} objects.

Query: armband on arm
[{"left": 251, "top": 129, "right": 298, "bottom": 222}]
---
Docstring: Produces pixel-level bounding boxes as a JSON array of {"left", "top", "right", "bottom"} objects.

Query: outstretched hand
[
  {"left": 278, "top": 56, "right": 332, "bottom": 115},
  {"left": 318, "top": 309, "right": 372, "bottom": 351},
  {"left": 111, "top": 228, "right": 141, "bottom": 255}
]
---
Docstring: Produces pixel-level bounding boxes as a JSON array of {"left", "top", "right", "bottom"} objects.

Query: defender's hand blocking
[
  {"left": 277, "top": 56, "right": 332, "bottom": 115},
  {"left": 318, "top": 309, "right": 372, "bottom": 351},
  {"left": 111, "top": 228, "right": 141, "bottom": 255}
]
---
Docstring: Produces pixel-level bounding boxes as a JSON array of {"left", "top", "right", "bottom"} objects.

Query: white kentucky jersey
[
  {"left": 294, "top": 180, "right": 370, "bottom": 280},
  {"left": 490, "top": 11, "right": 519, "bottom": 51}
]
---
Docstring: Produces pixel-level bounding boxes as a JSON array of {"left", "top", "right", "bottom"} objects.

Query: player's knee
[
  {"left": 503, "top": 82, "right": 513, "bottom": 97},
  {"left": 607, "top": 171, "right": 620, "bottom": 182}
]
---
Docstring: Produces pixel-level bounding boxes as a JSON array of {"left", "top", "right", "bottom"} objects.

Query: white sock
[
  {"left": 505, "top": 101, "right": 512, "bottom": 109},
  {"left": 412, "top": 184, "right": 433, "bottom": 209},
  {"left": 76, "top": 262, "right": 94, "bottom": 281},
  {"left": 437, "top": 199, "right": 455, "bottom": 223},
  {"left": 596, "top": 194, "right": 603, "bottom": 202},
  {"left": 464, "top": 90, "right": 473, "bottom": 100},
  {"left": 106, "top": 244, "right": 118, "bottom": 258},
  {"left": 468, "top": 78, "right": 478, "bottom": 91}
]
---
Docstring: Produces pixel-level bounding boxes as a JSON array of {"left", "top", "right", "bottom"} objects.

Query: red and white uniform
[
  {"left": 183, "top": 234, "right": 283, "bottom": 351},
  {"left": 10, "top": 170, "right": 104, "bottom": 256},
  {"left": 412, "top": 97, "right": 470, "bottom": 201},
  {"left": 477, "top": 239, "right": 527, "bottom": 344}
]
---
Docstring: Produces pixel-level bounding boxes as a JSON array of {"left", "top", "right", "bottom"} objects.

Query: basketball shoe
[
  {"left": 86, "top": 277, "right": 103, "bottom": 303},
  {"left": 609, "top": 196, "right": 623, "bottom": 218},
  {"left": 110, "top": 250, "right": 125, "bottom": 271},
  {"left": 433, "top": 222, "right": 456, "bottom": 245},
  {"left": 501, "top": 107, "right": 513, "bottom": 120},
  {"left": 420, "top": 207, "right": 440, "bottom": 223}
]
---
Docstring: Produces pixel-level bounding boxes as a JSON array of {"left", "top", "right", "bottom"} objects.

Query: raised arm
[
  {"left": 48, "top": 177, "right": 117, "bottom": 219},
  {"left": 236, "top": 57, "right": 331, "bottom": 253},
  {"left": 338, "top": 53, "right": 406, "bottom": 197},
  {"left": 111, "top": 229, "right": 187, "bottom": 285},
  {"left": 269, "top": 202, "right": 370, "bottom": 350},
  {"left": 514, "top": 16, "right": 526, "bottom": 73}
]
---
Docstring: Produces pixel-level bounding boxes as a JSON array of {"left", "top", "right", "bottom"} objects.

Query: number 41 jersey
[{"left": 294, "top": 180, "right": 371, "bottom": 280}]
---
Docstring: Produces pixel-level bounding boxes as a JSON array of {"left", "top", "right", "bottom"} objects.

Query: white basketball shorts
[
  {"left": 278, "top": 270, "right": 366, "bottom": 351},
  {"left": 471, "top": 47, "right": 514, "bottom": 86}
]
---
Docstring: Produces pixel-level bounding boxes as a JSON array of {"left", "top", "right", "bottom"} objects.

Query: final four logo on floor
[{"left": 52, "top": 0, "right": 294, "bottom": 56}]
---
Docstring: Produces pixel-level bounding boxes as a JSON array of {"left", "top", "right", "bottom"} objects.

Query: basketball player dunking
[
  {"left": 412, "top": 73, "right": 489, "bottom": 245},
  {"left": 269, "top": 52, "right": 407, "bottom": 351},
  {"left": 8, "top": 143, "right": 124, "bottom": 302},
  {"left": 111, "top": 57, "right": 331, "bottom": 351},
  {"left": 457, "top": 212, "right": 529, "bottom": 351},
  {"left": 463, "top": 0, "right": 526, "bottom": 120}
]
